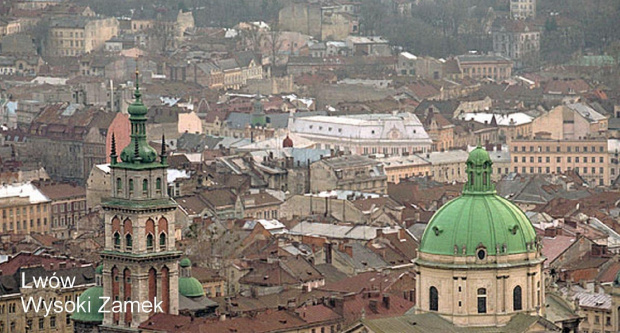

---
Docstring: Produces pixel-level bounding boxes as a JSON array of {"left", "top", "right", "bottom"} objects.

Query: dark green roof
[
  {"left": 419, "top": 147, "right": 537, "bottom": 256},
  {"left": 179, "top": 277, "right": 204, "bottom": 297},
  {"left": 95, "top": 265, "right": 103, "bottom": 274},
  {"left": 180, "top": 258, "right": 191, "bottom": 267},
  {"left": 71, "top": 286, "right": 104, "bottom": 323}
]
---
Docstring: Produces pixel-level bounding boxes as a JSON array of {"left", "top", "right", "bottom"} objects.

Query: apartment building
[
  {"left": 378, "top": 154, "right": 430, "bottom": 184},
  {"left": 456, "top": 54, "right": 514, "bottom": 81},
  {"left": 34, "top": 181, "right": 86, "bottom": 239},
  {"left": 0, "top": 182, "right": 51, "bottom": 235},
  {"left": 47, "top": 17, "right": 119, "bottom": 57},
  {"left": 510, "top": 138, "right": 609, "bottom": 186},
  {"left": 510, "top": 0, "right": 536, "bottom": 19}
]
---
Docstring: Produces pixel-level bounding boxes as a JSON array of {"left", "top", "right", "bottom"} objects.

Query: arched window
[
  {"left": 129, "top": 179, "right": 134, "bottom": 194},
  {"left": 429, "top": 286, "right": 438, "bottom": 311},
  {"left": 113, "top": 232, "right": 121, "bottom": 250},
  {"left": 513, "top": 286, "right": 522, "bottom": 311},
  {"left": 159, "top": 233, "right": 166, "bottom": 250},
  {"left": 125, "top": 234, "right": 132, "bottom": 251},
  {"left": 116, "top": 178, "right": 122, "bottom": 194},
  {"left": 156, "top": 178, "right": 162, "bottom": 192},
  {"left": 143, "top": 179, "right": 148, "bottom": 195},
  {"left": 477, "top": 288, "right": 487, "bottom": 314},
  {"left": 146, "top": 234, "right": 154, "bottom": 251}
]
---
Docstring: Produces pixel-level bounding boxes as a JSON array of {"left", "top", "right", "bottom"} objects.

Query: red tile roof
[{"left": 0, "top": 252, "right": 88, "bottom": 276}]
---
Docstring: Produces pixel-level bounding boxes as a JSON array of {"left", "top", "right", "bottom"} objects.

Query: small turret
[{"left": 110, "top": 133, "right": 117, "bottom": 165}]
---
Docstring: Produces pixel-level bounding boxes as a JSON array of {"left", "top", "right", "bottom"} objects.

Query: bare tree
[{"left": 264, "top": 22, "right": 284, "bottom": 69}]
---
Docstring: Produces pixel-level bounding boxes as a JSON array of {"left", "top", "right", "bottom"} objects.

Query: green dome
[
  {"left": 95, "top": 265, "right": 103, "bottom": 274},
  {"left": 179, "top": 277, "right": 205, "bottom": 297},
  {"left": 71, "top": 286, "right": 104, "bottom": 323},
  {"left": 419, "top": 146, "right": 537, "bottom": 257},
  {"left": 419, "top": 194, "right": 537, "bottom": 256},
  {"left": 119, "top": 139, "right": 158, "bottom": 164},
  {"left": 127, "top": 99, "right": 148, "bottom": 117},
  {"left": 180, "top": 258, "right": 191, "bottom": 268},
  {"left": 467, "top": 146, "right": 491, "bottom": 165}
]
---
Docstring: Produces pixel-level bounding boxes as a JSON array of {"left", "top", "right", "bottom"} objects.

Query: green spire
[
  {"left": 463, "top": 145, "right": 495, "bottom": 194},
  {"left": 119, "top": 69, "right": 158, "bottom": 165}
]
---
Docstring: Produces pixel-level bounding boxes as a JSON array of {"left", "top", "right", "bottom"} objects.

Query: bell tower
[{"left": 100, "top": 70, "right": 180, "bottom": 330}]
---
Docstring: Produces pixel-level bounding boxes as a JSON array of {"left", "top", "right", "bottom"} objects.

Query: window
[
  {"left": 116, "top": 178, "right": 122, "bottom": 194},
  {"left": 477, "top": 288, "right": 487, "bottom": 314},
  {"left": 114, "top": 232, "right": 121, "bottom": 250},
  {"left": 50, "top": 316, "right": 56, "bottom": 328},
  {"left": 39, "top": 318, "right": 44, "bottom": 329},
  {"left": 429, "top": 287, "right": 438, "bottom": 311},
  {"left": 143, "top": 179, "right": 148, "bottom": 195},
  {"left": 126, "top": 234, "right": 132, "bottom": 251},
  {"left": 156, "top": 178, "right": 162, "bottom": 191},
  {"left": 146, "top": 234, "right": 154, "bottom": 251},
  {"left": 159, "top": 233, "right": 166, "bottom": 250},
  {"left": 513, "top": 286, "right": 522, "bottom": 310},
  {"left": 129, "top": 179, "right": 134, "bottom": 193}
]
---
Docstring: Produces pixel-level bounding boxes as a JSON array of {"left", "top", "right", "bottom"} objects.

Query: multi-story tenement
[
  {"left": 191, "top": 52, "right": 262, "bottom": 90},
  {"left": 424, "top": 150, "right": 469, "bottom": 183},
  {"left": 46, "top": 16, "right": 119, "bottom": 57},
  {"left": 0, "top": 252, "right": 95, "bottom": 333},
  {"left": 510, "top": 0, "right": 536, "bottom": 19},
  {"left": 310, "top": 155, "right": 388, "bottom": 194},
  {"left": 0, "top": 182, "right": 51, "bottom": 235},
  {"left": 24, "top": 103, "right": 129, "bottom": 184},
  {"left": 492, "top": 19, "right": 540, "bottom": 64},
  {"left": 378, "top": 154, "right": 430, "bottom": 184},
  {"left": 290, "top": 113, "right": 432, "bottom": 156},
  {"left": 456, "top": 54, "right": 513, "bottom": 81},
  {"left": 531, "top": 103, "right": 608, "bottom": 140},
  {"left": 510, "top": 138, "right": 610, "bottom": 186},
  {"left": 396, "top": 52, "right": 444, "bottom": 79},
  {"left": 34, "top": 181, "right": 86, "bottom": 239}
]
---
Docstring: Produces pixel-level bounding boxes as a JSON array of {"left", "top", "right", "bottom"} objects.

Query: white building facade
[{"left": 289, "top": 112, "right": 432, "bottom": 156}]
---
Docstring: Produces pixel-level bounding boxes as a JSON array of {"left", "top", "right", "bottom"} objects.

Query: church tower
[
  {"left": 100, "top": 70, "right": 180, "bottom": 329},
  {"left": 415, "top": 146, "right": 545, "bottom": 327}
]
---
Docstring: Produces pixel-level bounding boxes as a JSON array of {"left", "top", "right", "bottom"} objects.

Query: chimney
[
  {"left": 333, "top": 296, "right": 345, "bottom": 315},
  {"left": 544, "top": 227, "right": 558, "bottom": 238},
  {"left": 594, "top": 281, "right": 600, "bottom": 293},
  {"left": 343, "top": 244, "right": 353, "bottom": 258},
  {"left": 382, "top": 294, "right": 390, "bottom": 309},
  {"left": 369, "top": 299, "right": 378, "bottom": 313}
]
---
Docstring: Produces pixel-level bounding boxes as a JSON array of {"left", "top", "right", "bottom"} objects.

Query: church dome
[
  {"left": 71, "top": 286, "right": 104, "bottom": 323},
  {"left": 283, "top": 134, "right": 293, "bottom": 148},
  {"left": 419, "top": 146, "right": 537, "bottom": 257},
  {"left": 179, "top": 277, "right": 205, "bottom": 297}
]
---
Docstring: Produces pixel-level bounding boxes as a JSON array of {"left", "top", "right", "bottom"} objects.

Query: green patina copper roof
[
  {"left": 95, "top": 265, "right": 103, "bottom": 274},
  {"left": 71, "top": 286, "right": 104, "bottom": 323},
  {"left": 111, "top": 69, "right": 164, "bottom": 169},
  {"left": 180, "top": 258, "right": 191, "bottom": 268},
  {"left": 179, "top": 277, "right": 205, "bottom": 297},
  {"left": 419, "top": 146, "right": 537, "bottom": 256}
]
